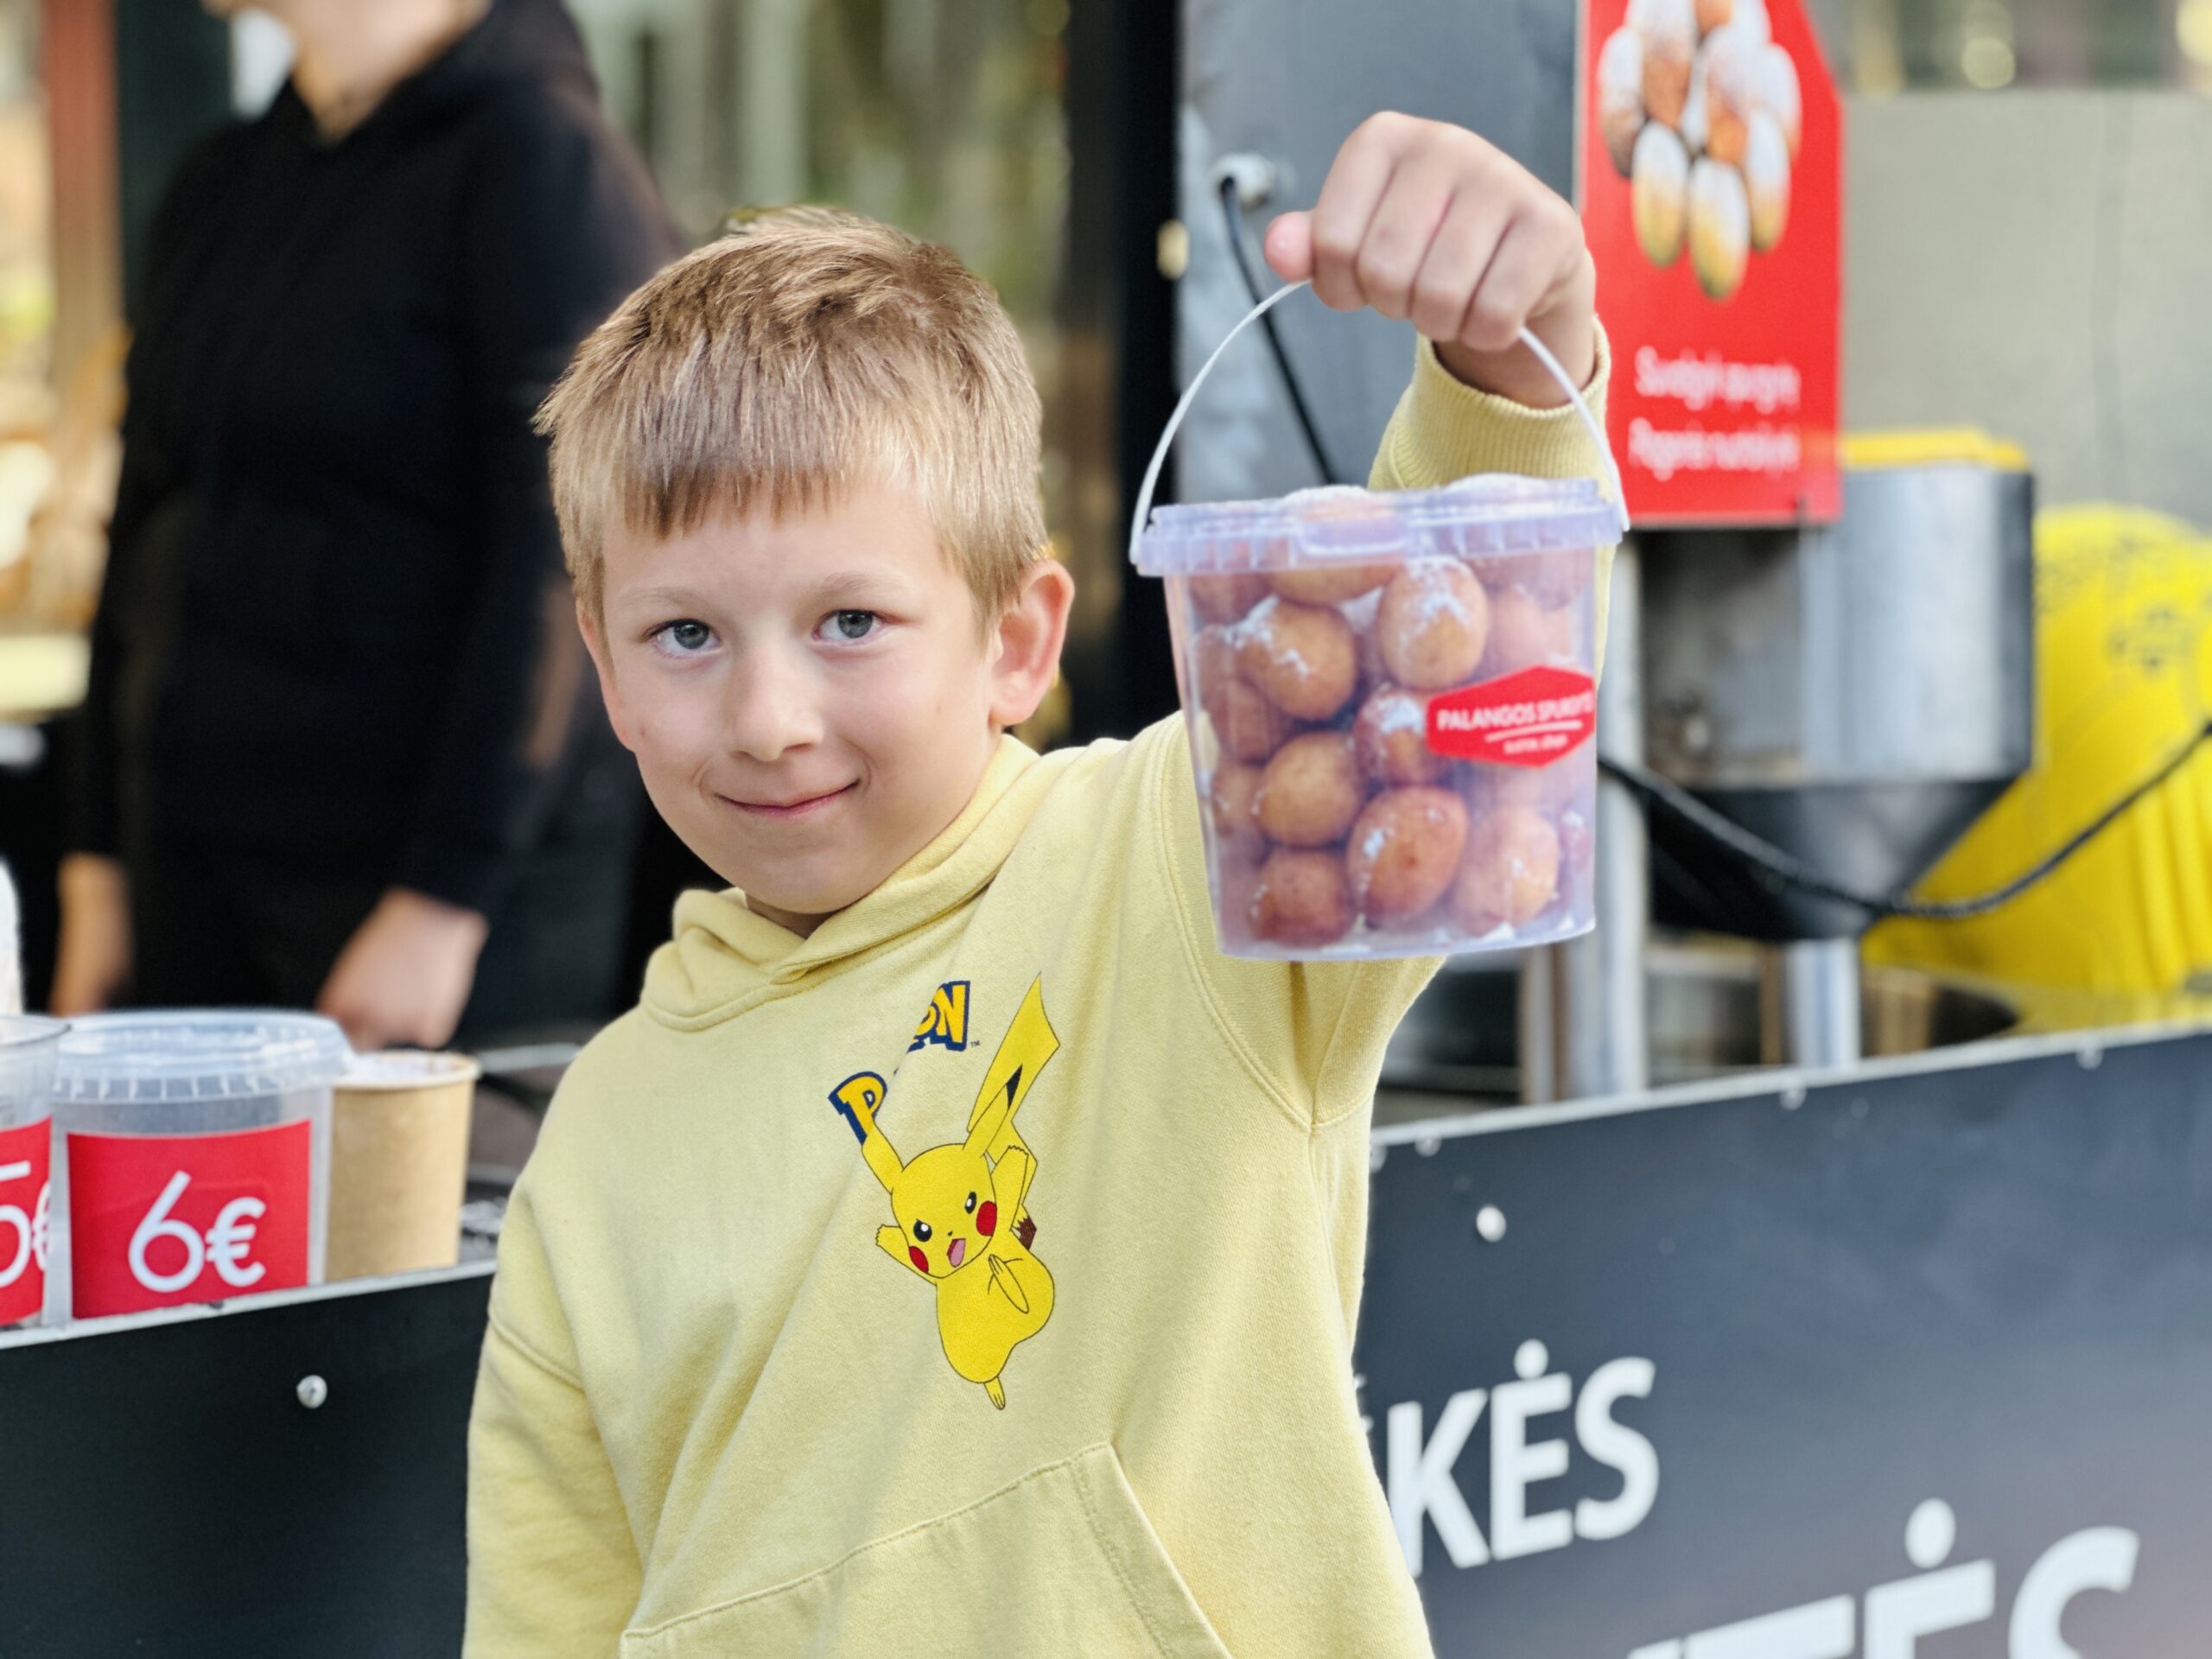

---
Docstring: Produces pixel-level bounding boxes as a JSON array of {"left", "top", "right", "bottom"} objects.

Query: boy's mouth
[{"left": 721, "top": 782, "right": 856, "bottom": 821}]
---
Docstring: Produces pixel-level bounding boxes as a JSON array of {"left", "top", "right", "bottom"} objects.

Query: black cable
[
  {"left": 1600, "top": 719, "right": 2212, "bottom": 921},
  {"left": 1217, "top": 176, "right": 1346, "bottom": 486}
]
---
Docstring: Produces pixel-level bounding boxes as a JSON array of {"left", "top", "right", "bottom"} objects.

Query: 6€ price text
[{"left": 67, "top": 1120, "right": 311, "bottom": 1317}]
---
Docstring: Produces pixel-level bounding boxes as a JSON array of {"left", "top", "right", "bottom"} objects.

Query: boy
[{"left": 468, "top": 112, "right": 1610, "bottom": 1656}]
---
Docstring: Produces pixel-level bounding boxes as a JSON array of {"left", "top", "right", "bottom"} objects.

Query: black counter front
[{"left": 3, "top": 1023, "right": 2208, "bottom": 1656}]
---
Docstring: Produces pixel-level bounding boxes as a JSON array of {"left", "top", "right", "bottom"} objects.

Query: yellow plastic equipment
[
  {"left": 1839, "top": 429, "right": 2030, "bottom": 473},
  {"left": 1866, "top": 503, "right": 2212, "bottom": 993}
]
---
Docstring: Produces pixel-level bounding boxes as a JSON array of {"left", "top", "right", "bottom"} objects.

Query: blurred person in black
[{"left": 50, "top": 0, "right": 680, "bottom": 1050}]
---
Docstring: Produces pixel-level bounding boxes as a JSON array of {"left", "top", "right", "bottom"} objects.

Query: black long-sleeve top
[{"left": 72, "top": 0, "right": 679, "bottom": 913}]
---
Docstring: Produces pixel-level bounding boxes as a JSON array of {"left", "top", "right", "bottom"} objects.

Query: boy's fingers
[
  {"left": 1306, "top": 123, "right": 1401, "bottom": 310},
  {"left": 1352, "top": 155, "right": 1460, "bottom": 323},
  {"left": 1459, "top": 213, "right": 1557, "bottom": 354},
  {"left": 1262, "top": 212, "right": 1315, "bottom": 285},
  {"left": 1408, "top": 189, "right": 1513, "bottom": 346}
]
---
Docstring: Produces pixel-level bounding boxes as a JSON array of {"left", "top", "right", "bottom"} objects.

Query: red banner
[
  {"left": 1428, "top": 665, "right": 1599, "bottom": 767},
  {"left": 0, "top": 1117, "right": 50, "bottom": 1325},
  {"left": 67, "top": 1121, "right": 311, "bottom": 1318},
  {"left": 1581, "top": 0, "right": 1842, "bottom": 524}
]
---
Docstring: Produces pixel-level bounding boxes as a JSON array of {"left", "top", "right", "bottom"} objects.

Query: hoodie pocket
[{"left": 619, "top": 1443, "right": 1234, "bottom": 1658}]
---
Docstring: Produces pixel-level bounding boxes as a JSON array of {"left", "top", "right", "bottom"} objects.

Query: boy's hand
[{"left": 1264, "top": 113, "right": 1596, "bottom": 410}]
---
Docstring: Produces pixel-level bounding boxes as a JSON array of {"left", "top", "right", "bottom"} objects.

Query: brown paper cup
[{"left": 327, "top": 1051, "right": 480, "bottom": 1282}]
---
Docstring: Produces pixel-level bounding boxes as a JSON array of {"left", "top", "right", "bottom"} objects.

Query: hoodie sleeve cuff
[{"left": 1370, "top": 321, "right": 1613, "bottom": 492}]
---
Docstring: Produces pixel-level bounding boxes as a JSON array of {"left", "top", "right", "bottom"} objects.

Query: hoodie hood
[{"left": 644, "top": 736, "right": 1076, "bottom": 1028}]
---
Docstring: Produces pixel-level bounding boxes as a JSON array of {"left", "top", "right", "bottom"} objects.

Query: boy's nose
[{"left": 723, "top": 647, "right": 826, "bottom": 762}]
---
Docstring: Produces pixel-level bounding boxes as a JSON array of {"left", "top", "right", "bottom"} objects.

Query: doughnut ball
[
  {"left": 1558, "top": 805, "right": 1597, "bottom": 878},
  {"left": 1354, "top": 685, "right": 1450, "bottom": 787},
  {"left": 1700, "top": 24, "right": 1758, "bottom": 166},
  {"left": 1207, "top": 677, "right": 1299, "bottom": 763},
  {"left": 1193, "top": 623, "right": 1237, "bottom": 689},
  {"left": 1376, "top": 559, "right": 1490, "bottom": 690},
  {"left": 1598, "top": 28, "right": 1646, "bottom": 177},
  {"left": 1694, "top": 0, "right": 1732, "bottom": 34},
  {"left": 1477, "top": 547, "right": 1594, "bottom": 612},
  {"left": 1231, "top": 594, "right": 1360, "bottom": 721},
  {"left": 1679, "top": 50, "right": 1710, "bottom": 156},
  {"left": 1450, "top": 805, "right": 1563, "bottom": 933},
  {"left": 1631, "top": 0, "right": 1697, "bottom": 56},
  {"left": 1631, "top": 124, "right": 1689, "bottom": 268},
  {"left": 1472, "top": 757, "right": 1581, "bottom": 817},
  {"left": 1210, "top": 763, "right": 1268, "bottom": 855},
  {"left": 1479, "top": 585, "right": 1575, "bottom": 677},
  {"left": 1630, "top": 0, "right": 1694, "bottom": 127},
  {"left": 1268, "top": 562, "right": 1393, "bottom": 607},
  {"left": 1347, "top": 787, "right": 1470, "bottom": 926},
  {"left": 1688, "top": 158, "right": 1750, "bottom": 302},
  {"left": 1194, "top": 626, "right": 1298, "bottom": 762},
  {"left": 1756, "top": 41, "right": 1801, "bottom": 157},
  {"left": 1744, "top": 111, "right": 1790, "bottom": 251},
  {"left": 1186, "top": 573, "right": 1271, "bottom": 624},
  {"left": 1256, "top": 731, "right": 1367, "bottom": 848},
  {"left": 1250, "top": 849, "right": 1354, "bottom": 949}
]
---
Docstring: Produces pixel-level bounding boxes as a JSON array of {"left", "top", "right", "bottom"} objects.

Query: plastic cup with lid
[
  {"left": 48, "top": 1011, "right": 352, "bottom": 1322},
  {"left": 0, "top": 1014, "right": 66, "bottom": 1328}
]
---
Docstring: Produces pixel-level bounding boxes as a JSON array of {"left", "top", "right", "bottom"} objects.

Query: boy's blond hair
[{"left": 542, "top": 210, "right": 1046, "bottom": 623}]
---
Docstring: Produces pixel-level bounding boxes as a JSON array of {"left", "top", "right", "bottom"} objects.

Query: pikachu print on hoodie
[{"left": 830, "top": 978, "right": 1060, "bottom": 1410}]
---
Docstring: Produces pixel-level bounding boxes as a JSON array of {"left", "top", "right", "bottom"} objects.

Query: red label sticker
[
  {"left": 1427, "top": 665, "right": 1599, "bottom": 768},
  {"left": 68, "top": 1120, "right": 311, "bottom": 1318},
  {"left": 0, "top": 1116, "right": 51, "bottom": 1325}
]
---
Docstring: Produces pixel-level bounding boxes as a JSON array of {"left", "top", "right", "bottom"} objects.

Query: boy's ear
[
  {"left": 987, "top": 553, "right": 1075, "bottom": 731},
  {"left": 576, "top": 600, "right": 639, "bottom": 754}
]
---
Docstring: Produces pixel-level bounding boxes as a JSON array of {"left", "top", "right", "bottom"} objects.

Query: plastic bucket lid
[
  {"left": 0, "top": 1013, "right": 66, "bottom": 1055},
  {"left": 0, "top": 1014, "right": 65, "bottom": 1100},
  {"left": 52, "top": 1010, "right": 353, "bottom": 1105},
  {"left": 1135, "top": 475, "right": 1619, "bottom": 577}
]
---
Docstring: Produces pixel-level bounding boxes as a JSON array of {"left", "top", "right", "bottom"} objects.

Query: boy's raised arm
[{"left": 466, "top": 1184, "right": 641, "bottom": 1656}]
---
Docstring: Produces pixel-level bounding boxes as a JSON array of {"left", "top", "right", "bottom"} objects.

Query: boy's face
[{"left": 584, "top": 481, "right": 1066, "bottom": 936}]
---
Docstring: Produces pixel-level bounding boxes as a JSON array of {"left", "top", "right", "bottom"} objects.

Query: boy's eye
[
  {"left": 825, "top": 609, "right": 879, "bottom": 642},
  {"left": 912, "top": 1219, "right": 932, "bottom": 1242},
  {"left": 653, "top": 620, "right": 715, "bottom": 653}
]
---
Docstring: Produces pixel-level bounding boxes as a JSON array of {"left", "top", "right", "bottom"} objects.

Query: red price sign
[
  {"left": 0, "top": 1116, "right": 51, "bottom": 1325},
  {"left": 1581, "top": 0, "right": 1842, "bottom": 524},
  {"left": 67, "top": 1120, "right": 311, "bottom": 1318},
  {"left": 1428, "top": 665, "right": 1599, "bottom": 767}
]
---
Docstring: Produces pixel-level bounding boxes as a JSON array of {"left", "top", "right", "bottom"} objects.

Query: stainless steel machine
[{"left": 1637, "top": 453, "right": 2036, "bottom": 1066}]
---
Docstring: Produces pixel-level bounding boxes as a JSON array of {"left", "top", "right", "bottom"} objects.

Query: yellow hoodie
[{"left": 467, "top": 332, "right": 1613, "bottom": 1657}]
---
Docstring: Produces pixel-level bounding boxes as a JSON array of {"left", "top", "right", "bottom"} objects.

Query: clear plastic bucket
[
  {"left": 1131, "top": 282, "right": 1626, "bottom": 960},
  {"left": 0, "top": 1014, "right": 65, "bottom": 1328},
  {"left": 1141, "top": 479, "right": 1611, "bottom": 958},
  {"left": 49, "top": 1011, "right": 351, "bottom": 1321}
]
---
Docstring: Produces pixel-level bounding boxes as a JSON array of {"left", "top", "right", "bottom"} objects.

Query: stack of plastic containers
[
  {"left": 49, "top": 1012, "right": 351, "bottom": 1322},
  {"left": 0, "top": 1014, "right": 65, "bottom": 1329}
]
